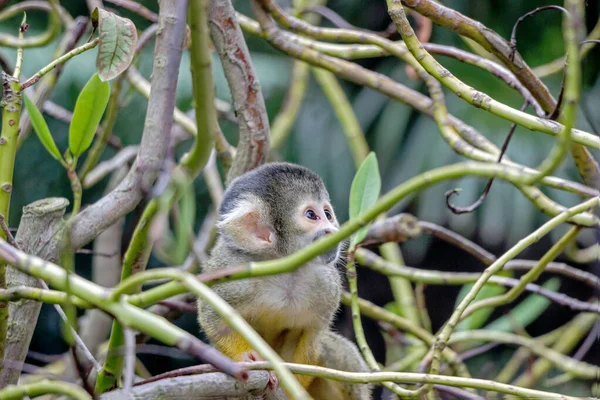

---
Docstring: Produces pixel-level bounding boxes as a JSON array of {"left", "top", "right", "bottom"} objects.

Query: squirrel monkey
[{"left": 197, "top": 163, "right": 372, "bottom": 399}]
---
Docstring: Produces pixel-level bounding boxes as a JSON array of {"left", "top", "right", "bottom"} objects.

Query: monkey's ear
[{"left": 218, "top": 199, "right": 275, "bottom": 252}]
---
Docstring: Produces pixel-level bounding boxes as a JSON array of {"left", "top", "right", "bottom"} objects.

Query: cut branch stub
[
  {"left": 361, "top": 213, "right": 422, "bottom": 247},
  {"left": 92, "top": 7, "right": 138, "bottom": 82},
  {"left": 0, "top": 197, "right": 69, "bottom": 388}
]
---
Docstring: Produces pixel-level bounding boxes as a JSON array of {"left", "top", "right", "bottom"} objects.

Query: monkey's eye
[
  {"left": 305, "top": 209, "right": 319, "bottom": 220},
  {"left": 324, "top": 209, "right": 333, "bottom": 221}
]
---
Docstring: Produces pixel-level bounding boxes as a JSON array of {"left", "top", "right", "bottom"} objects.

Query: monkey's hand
[
  {"left": 209, "top": 330, "right": 286, "bottom": 397},
  {"left": 243, "top": 350, "right": 279, "bottom": 391}
]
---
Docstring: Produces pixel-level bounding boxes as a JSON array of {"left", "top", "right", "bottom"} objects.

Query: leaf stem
[
  {"left": 21, "top": 38, "right": 100, "bottom": 90},
  {"left": 67, "top": 162, "right": 82, "bottom": 216},
  {"left": 12, "top": 13, "right": 27, "bottom": 80}
]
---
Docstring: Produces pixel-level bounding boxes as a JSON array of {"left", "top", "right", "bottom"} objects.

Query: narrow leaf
[
  {"left": 23, "top": 94, "right": 63, "bottom": 162},
  {"left": 69, "top": 73, "right": 111, "bottom": 157},
  {"left": 349, "top": 152, "right": 381, "bottom": 244},
  {"left": 93, "top": 7, "right": 138, "bottom": 82}
]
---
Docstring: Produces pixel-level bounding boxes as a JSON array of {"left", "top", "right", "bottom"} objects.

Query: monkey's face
[
  {"left": 217, "top": 162, "right": 342, "bottom": 263},
  {"left": 291, "top": 200, "right": 340, "bottom": 265}
]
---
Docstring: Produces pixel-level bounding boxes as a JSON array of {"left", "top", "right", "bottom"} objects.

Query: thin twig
[
  {"left": 69, "top": 346, "right": 95, "bottom": 398},
  {"left": 82, "top": 146, "right": 138, "bottom": 189},
  {"left": 419, "top": 221, "right": 600, "bottom": 288},
  {"left": 21, "top": 38, "right": 100, "bottom": 89},
  {"left": 509, "top": 6, "right": 568, "bottom": 62},
  {"left": 123, "top": 327, "right": 136, "bottom": 394},
  {"left": 299, "top": 5, "right": 397, "bottom": 38},
  {"left": 356, "top": 248, "right": 600, "bottom": 313},
  {"left": 572, "top": 320, "right": 599, "bottom": 361},
  {"left": 394, "top": 0, "right": 600, "bottom": 192},
  {"left": 103, "top": 0, "right": 158, "bottom": 22},
  {"left": 46, "top": 289, "right": 101, "bottom": 373},
  {"left": 429, "top": 197, "right": 598, "bottom": 383},
  {"left": 75, "top": 249, "right": 119, "bottom": 258},
  {"left": 157, "top": 300, "right": 197, "bottom": 313},
  {"left": 0, "top": 214, "right": 16, "bottom": 247},
  {"left": 126, "top": 361, "right": 582, "bottom": 399},
  {"left": 0, "top": 239, "right": 247, "bottom": 381},
  {"left": 534, "top": 17, "right": 600, "bottom": 77},
  {"left": 135, "top": 23, "right": 158, "bottom": 53},
  {"left": 445, "top": 101, "right": 530, "bottom": 214},
  {"left": 434, "top": 385, "right": 485, "bottom": 400},
  {"left": 241, "top": 0, "right": 599, "bottom": 205}
]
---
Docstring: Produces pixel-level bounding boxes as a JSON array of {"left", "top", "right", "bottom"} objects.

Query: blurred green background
[{"left": 1, "top": 0, "right": 598, "bottom": 396}]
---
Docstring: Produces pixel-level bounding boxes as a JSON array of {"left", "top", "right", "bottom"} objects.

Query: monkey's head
[{"left": 217, "top": 163, "right": 341, "bottom": 264}]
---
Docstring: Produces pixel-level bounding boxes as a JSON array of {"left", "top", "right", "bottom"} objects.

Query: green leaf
[
  {"left": 92, "top": 7, "right": 138, "bottom": 82},
  {"left": 483, "top": 278, "right": 561, "bottom": 332},
  {"left": 69, "top": 73, "right": 111, "bottom": 157},
  {"left": 23, "top": 94, "right": 63, "bottom": 162},
  {"left": 349, "top": 152, "right": 381, "bottom": 244}
]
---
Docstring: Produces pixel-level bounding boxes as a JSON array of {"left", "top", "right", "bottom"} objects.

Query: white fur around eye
[
  {"left": 296, "top": 216, "right": 316, "bottom": 233},
  {"left": 295, "top": 205, "right": 316, "bottom": 230}
]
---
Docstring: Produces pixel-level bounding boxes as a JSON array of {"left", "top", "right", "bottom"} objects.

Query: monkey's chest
[{"left": 248, "top": 263, "right": 341, "bottom": 330}]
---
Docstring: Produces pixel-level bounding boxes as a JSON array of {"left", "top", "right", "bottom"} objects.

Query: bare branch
[
  {"left": 102, "top": 370, "right": 282, "bottom": 399},
  {"left": 69, "top": 0, "right": 189, "bottom": 251},
  {"left": 398, "top": 0, "right": 600, "bottom": 190},
  {"left": 104, "top": 0, "right": 158, "bottom": 23},
  {"left": 208, "top": 0, "right": 270, "bottom": 184},
  {"left": 82, "top": 147, "right": 138, "bottom": 189}
]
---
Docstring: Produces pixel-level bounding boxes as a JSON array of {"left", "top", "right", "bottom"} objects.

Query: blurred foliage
[{"left": 0, "top": 0, "right": 598, "bottom": 395}]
